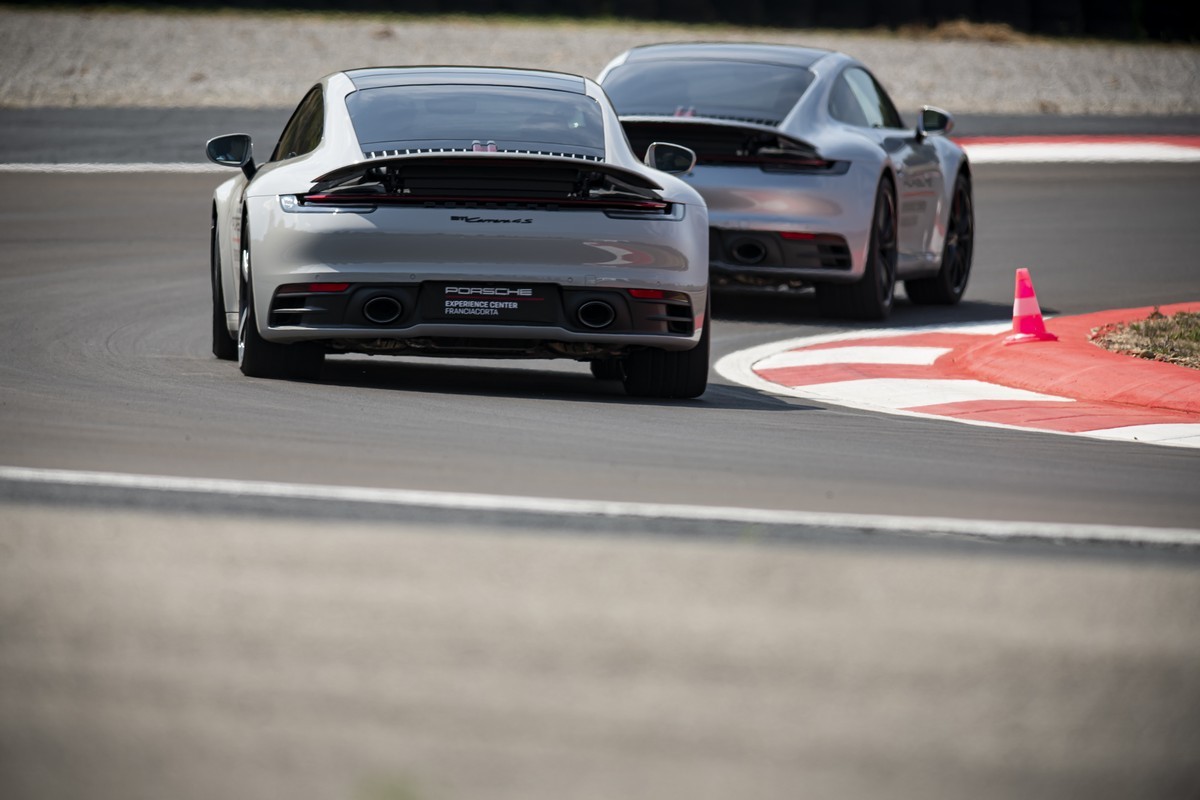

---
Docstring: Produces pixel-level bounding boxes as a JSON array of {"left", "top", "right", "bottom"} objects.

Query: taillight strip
[{"left": 302, "top": 194, "right": 670, "bottom": 212}]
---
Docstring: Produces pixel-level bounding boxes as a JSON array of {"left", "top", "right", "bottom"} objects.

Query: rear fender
[
  {"left": 212, "top": 173, "right": 245, "bottom": 326},
  {"left": 925, "top": 144, "right": 970, "bottom": 273}
]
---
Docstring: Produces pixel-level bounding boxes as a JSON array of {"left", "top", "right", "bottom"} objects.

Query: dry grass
[
  {"left": 894, "top": 19, "right": 1032, "bottom": 43},
  {"left": 1092, "top": 309, "right": 1200, "bottom": 370}
]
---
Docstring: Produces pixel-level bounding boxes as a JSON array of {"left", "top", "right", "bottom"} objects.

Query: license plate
[{"left": 421, "top": 283, "right": 558, "bottom": 324}]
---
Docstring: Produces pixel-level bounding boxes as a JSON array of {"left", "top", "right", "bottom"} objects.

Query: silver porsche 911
[
  {"left": 598, "top": 43, "right": 974, "bottom": 320},
  {"left": 207, "top": 67, "right": 710, "bottom": 398}
]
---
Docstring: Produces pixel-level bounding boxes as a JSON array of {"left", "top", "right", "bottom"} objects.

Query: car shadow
[
  {"left": 712, "top": 285, "right": 1015, "bottom": 328},
  {"left": 317, "top": 357, "right": 815, "bottom": 412},
  {"left": 307, "top": 289, "right": 1016, "bottom": 406}
]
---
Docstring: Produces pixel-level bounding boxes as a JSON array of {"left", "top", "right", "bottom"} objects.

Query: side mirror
[
  {"left": 206, "top": 133, "right": 257, "bottom": 179},
  {"left": 915, "top": 106, "right": 954, "bottom": 141},
  {"left": 644, "top": 142, "right": 697, "bottom": 175}
]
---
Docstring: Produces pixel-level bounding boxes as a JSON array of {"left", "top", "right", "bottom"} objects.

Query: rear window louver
[
  {"left": 302, "top": 158, "right": 672, "bottom": 215},
  {"left": 682, "top": 113, "right": 781, "bottom": 127},
  {"left": 621, "top": 120, "right": 839, "bottom": 172},
  {"left": 364, "top": 148, "right": 603, "bottom": 162}
]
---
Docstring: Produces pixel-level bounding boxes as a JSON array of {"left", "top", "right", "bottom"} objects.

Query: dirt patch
[
  {"left": 895, "top": 19, "right": 1032, "bottom": 44},
  {"left": 1092, "top": 308, "right": 1200, "bottom": 370}
]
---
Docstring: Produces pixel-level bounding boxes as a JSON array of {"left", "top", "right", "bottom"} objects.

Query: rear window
[
  {"left": 346, "top": 85, "right": 606, "bottom": 159},
  {"left": 602, "top": 60, "right": 815, "bottom": 125}
]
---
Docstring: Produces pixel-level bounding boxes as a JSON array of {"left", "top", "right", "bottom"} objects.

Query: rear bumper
[
  {"left": 686, "top": 163, "right": 875, "bottom": 283},
  {"left": 262, "top": 280, "right": 702, "bottom": 352},
  {"left": 244, "top": 196, "right": 708, "bottom": 352},
  {"left": 709, "top": 228, "right": 854, "bottom": 285}
]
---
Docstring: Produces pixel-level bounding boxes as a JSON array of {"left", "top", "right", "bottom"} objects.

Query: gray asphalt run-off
[{"left": 1, "top": 8, "right": 1199, "bottom": 115}]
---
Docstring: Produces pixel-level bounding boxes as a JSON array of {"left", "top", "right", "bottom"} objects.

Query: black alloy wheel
[
  {"left": 237, "top": 225, "right": 323, "bottom": 381},
  {"left": 906, "top": 171, "right": 974, "bottom": 305},
  {"left": 621, "top": 300, "right": 710, "bottom": 399},
  {"left": 590, "top": 358, "right": 624, "bottom": 381},
  {"left": 816, "top": 176, "right": 897, "bottom": 320}
]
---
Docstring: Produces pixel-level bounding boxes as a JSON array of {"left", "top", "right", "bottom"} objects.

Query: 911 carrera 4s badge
[
  {"left": 450, "top": 215, "right": 534, "bottom": 224},
  {"left": 421, "top": 283, "right": 558, "bottom": 323}
]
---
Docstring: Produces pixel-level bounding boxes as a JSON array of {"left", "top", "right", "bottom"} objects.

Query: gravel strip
[{"left": 2, "top": 8, "right": 1198, "bottom": 114}]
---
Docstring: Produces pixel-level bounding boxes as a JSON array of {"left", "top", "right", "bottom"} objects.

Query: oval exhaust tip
[
  {"left": 363, "top": 296, "right": 403, "bottom": 325},
  {"left": 731, "top": 239, "right": 767, "bottom": 265},
  {"left": 577, "top": 300, "right": 617, "bottom": 329}
]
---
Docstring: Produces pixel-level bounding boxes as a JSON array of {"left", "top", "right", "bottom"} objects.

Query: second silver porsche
[{"left": 599, "top": 43, "right": 974, "bottom": 320}]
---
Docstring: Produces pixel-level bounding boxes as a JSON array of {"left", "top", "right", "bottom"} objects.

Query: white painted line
[
  {"left": 0, "top": 162, "right": 226, "bottom": 174},
  {"left": 2, "top": 465, "right": 1197, "bottom": 547},
  {"left": 5, "top": 142, "right": 1200, "bottom": 175},
  {"left": 796, "top": 378, "right": 1069, "bottom": 409},
  {"left": 755, "top": 345, "right": 951, "bottom": 370},
  {"left": 964, "top": 142, "right": 1200, "bottom": 164},
  {"left": 1083, "top": 424, "right": 1200, "bottom": 446}
]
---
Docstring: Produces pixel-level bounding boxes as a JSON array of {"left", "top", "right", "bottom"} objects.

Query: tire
[
  {"left": 237, "top": 231, "right": 323, "bottom": 381},
  {"left": 211, "top": 216, "right": 237, "bottom": 361},
  {"left": 621, "top": 303, "right": 709, "bottom": 399},
  {"left": 590, "top": 358, "right": 624, "bottom": 381},
  {"left": 816, "top": 175, "right": 897, "bottom": 320},
  {"left": 905, "top": 171, "right": 974, "bottom": 305}
]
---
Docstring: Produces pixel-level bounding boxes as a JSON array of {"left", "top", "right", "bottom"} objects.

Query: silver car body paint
[
  {"left": 211, "top": 68, "right": 708, "bottom": 353},
  {"left": 597, "top": 44, "right": 968, "bottom": 286}
]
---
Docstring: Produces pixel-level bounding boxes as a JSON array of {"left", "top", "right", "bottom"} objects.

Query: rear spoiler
[
  {"left": 311, "top": 152, "right": 663, "bottom": 194},
  {"left": 617, "top": 115, "right": 832, "bottom": 169},
  {"left": 619, "top": 115, "right": 787, "bottom": 137}
]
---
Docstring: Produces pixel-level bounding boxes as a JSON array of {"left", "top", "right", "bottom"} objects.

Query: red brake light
[
  {"left": 628, "top": 288, "right": 666, "bottom": 299},
  {"left": 307, "top": 283, "right": 349, "bottom": 293},
  {"left": 780, "top": 232, "right": 817, "bottom": 241}
]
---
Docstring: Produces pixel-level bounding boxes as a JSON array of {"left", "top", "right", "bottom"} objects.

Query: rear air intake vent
[
  {"left": 390, "top": 163, "right": 579, "bottom": 199},
  {"left": 711, "top": 230, "right": 852, "bottom": 271}
]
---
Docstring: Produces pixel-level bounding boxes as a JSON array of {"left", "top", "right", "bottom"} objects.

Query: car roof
[
  {"left": 618, "top": 42, "right": 833, "bottom": 69},
  {"left": 343, "top": 66, "right": 589, "bottom": 93}
]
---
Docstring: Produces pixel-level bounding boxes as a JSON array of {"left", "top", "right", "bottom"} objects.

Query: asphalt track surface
[
  {"left": 2, "top": 113, "right": 1199, "bottom": 800},
  {"left": 2, "top": 165, "right": 1197, "bottom": 528},
  {"left": 3, "top": 108, "right": 1199, "bottom": 163}
]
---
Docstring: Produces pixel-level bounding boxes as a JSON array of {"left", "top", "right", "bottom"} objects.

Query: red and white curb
[{"left": 715, "top": 321, "right": 1200, "bottom": 449}]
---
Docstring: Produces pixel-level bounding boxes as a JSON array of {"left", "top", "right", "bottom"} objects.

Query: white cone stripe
[
  {"left": 754, "top": 346, "right": 952, "bottom": 370},
  {"left": 1013, "top": 295, "right": 1044, "bottom": 316},
  {"left": 790, "top": 378, "right": 1071, "bottom": 409}
]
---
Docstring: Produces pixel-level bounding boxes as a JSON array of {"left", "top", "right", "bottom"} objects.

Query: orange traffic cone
[{"left": 1003, "top": 268, "right": 1058, "bottom": 345}]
